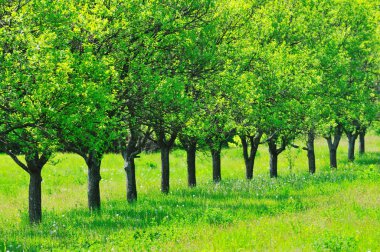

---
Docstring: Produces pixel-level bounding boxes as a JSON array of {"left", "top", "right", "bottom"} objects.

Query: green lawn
[{"left": 0, "top": 136, "right": 379, "bottom": 251}]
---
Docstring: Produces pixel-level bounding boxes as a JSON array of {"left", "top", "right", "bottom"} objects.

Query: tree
[
  {"left": 308, "top": 0, "right": 353, "bottom": 169},
  {"left": 202, "top": 79, "right": 235, "bottom": 183},
  {"left": 139, "top": 0, "right": 216, "bottom": 193},
  {"left": 339, "top": 0, "right": 379, "bottom": 161},
  {"left": 0, "top": 0, "right": 82, "bottom": 223},
  {"left": 220, "top": 0, "right": 265, "bottom": 180},
  {"left": 316, "top": 0, "right": 379, "bottom": 164},
  {"left": 241, "top": 0, "right": 311, "bottom": 177},
  {"left": 176, "top": 0, "right": 244, "bottom": 185}
]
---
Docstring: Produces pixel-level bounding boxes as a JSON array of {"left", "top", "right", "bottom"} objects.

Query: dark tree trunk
[
  {"left": 211, "top": 149, "right": 221, "bottom": 183},
  {"left": 186, "top": 143, "right": 197, "bottom": 187},
  {"left": 329, "top": 148, "right": 337, "bottom": 168},
  {"left": 161, "top": 146, "right": 170, "bottom": 194},
  {"left": 123, "top": 151, "right": 137, "bottom": 202},
  {"left": 268, "top": 140, "right": 278, "bottom": 178},
  {"left": 359, "top": 131, "right": 365, "bottom": 155},
  {"left": 325, "top": 128, "right": 342, "bottom": 169},
  {"left": 29, "top": 170, "right": 42, "bottom": 224},
  {"left": 22, "top": 151, "right": 50, "bottom": 225},
  {"left": 347, "top": 133, "right": 357, "bottom": 162},
  {"left": 245, "top": 155, "right": 254, "bottom": 180},
  {"left": 87, "top": 153, "right": 102, "bottom": 211},
  {"left": 240, "top": 135, "right": 260, "bottom": 180},
  {"left": 155, "top": 132, "right": 177, "bottom": 194},
  {"left": 269, "top": 153, "right": 278, "bottom": 178},
  {"left": 307, "top": 131, "right": 316, "bottom": 174}
]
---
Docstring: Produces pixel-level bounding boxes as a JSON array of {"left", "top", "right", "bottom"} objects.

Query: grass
[{"left": 0, "top": 136, "right": 379, "bottom": 251}]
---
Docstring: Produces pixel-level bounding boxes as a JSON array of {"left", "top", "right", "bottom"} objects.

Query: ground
[{"left": 0, "top": 136, "right": 379, "bottom": 251}]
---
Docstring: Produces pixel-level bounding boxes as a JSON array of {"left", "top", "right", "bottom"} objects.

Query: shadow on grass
[
  {"left": 21, "top": 167, "right": 375, "bottom": 232},
  {"left": 354, "top": 152, "right": 380, "bottom": 166},
  {"left": 3, "top": 154, "right": 380, "bottom": 250}
]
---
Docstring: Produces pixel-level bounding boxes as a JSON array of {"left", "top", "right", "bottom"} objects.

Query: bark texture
[
  {"left": 124, "top": 154, "right": 137, "bottom": 202},
  {"left": 240, "top": 133, "right": 261, "bottom": 180},
  {"left": 325, "top": 128, "right": 342, "bottom": 169},
  {"left": 29, "top": 170, "right": 42, "bottom": 224},
  {"left": 24, "top": 151, "right": 49, "bottom": 224},
  {"left": 268, "top": 140, "right": 278, "bottom": 178},
  {"left": 347, "top": 132, "right": 357, "bottom": 162},
  {"left": 86, "top": 152, "right": 102, "bottom": 211},
  {"left": 155, "top": 132, "right": 176, "bottom": 194},
  {"left": 186, "top": 143, "right": 197, "bottom": 187},
  {"left": 211, "top": 149, "right": 221, "bottom": 183},
  {"left": 179, "top": 136, "right": 197, "bottom": 188},
  {"left": 267, "top": 137, "right": 286, "bottom": 178},
  {"left": 307, "top": 131, "right": 316, "bottom": 174},
  {"left": 359, "top": 130, "right": 365, "bottom": 155},
  {"left": 161, "top": 146, "right": 170, "bottom": 194}
]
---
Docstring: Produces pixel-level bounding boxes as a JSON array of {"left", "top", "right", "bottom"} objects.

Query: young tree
[
  {"left": 339, "top": 0, "right": 379, "bottom": 161},
  {"left": 221, "top": 0, "right": 266, "bottom": 180},
  {"left": 0, "top": 0, "right": 82, "bottom": 223},
  {"left": 140, "top": 0, "right": 216, "bottom": 193},
  {"left": 242, "top": 0, "right": 311, "bottom": 177},
  {"left": 31, "top": 1, "right": 119, "bottom": 211},
  {"left": 311, "top": 0, "right": 353, "bottom": 169},
  {"left": 317, "top": 0, "right": 379, "bottom": 164}
]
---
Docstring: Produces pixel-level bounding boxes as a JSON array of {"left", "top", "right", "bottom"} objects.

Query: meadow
[{"left": 0, "top": 136, "right": 379, "bottom": 251}]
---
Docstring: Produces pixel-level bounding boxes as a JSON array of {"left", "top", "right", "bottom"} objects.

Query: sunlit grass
[{"left": 0, "top": 135, "right": 379, "bottom": 251}]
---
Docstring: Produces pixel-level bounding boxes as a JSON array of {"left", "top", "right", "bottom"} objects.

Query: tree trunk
[
  {"left": 359, "top": 131, "right": 365, "bottom": 155},
  {"left": 29, "top": 170, "right": 42, "bottom": 224},
  {"left": 211, "top": 149, "right": 221, "bottom": 183},
  {"left": 123, "top": 151, "right": 137, "bottom": 202},
  {"left": 186, "top": 143, "right": 197, "bottom": 187},
  {"left": 245, "top": 157, "right": 254, "bottom": 180},
  {"left": 329, "top": 148, "right": 337, "bottom": 168},
  {"left": 269, "top": 152, "right": 278, "bottom": 178},
  {"left": 325, "top": 129, "right": 342, "bottom": 169},
  {"left": 161, "top": 146, "right": 170, "bottom": 194},
  {"left": 241, "top": 136, "right": 252, "bottom": 180},
  {"left": 307, "top": 131, "right": 316, "bottom": 174},
  {"left": 268, "top": 145, "right": 278, "bottom": 178},
  {"left": 87, "top": 154, "right": 102, "bottom": 211},
  {"left": 347, "top": 134, "right": 357, "bottom": 162},
  {"left": 23, "top": 151, "right": 49, "bottom": 224}
]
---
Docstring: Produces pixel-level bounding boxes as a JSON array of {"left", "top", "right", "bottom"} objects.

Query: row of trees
[{"left": 0, "top": 0, "right": 378, "bottom": 224}]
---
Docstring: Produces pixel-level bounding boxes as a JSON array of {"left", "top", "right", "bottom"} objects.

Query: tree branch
[{"left": 0, "top": 139, "right": 29, "bottom": 173}]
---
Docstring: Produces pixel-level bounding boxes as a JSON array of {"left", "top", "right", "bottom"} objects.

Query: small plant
[
  {"left": 313, "top": 233, "right": 358, "bottom": 252},
  {"left": 203, "top": 208, "right": 233, "bottom": 225},
  {"left": 146, "top": 162, "right": 157, "bottom": 169},
  {"left": 285, "top": 145, "right": 301, "bottom": 173}
]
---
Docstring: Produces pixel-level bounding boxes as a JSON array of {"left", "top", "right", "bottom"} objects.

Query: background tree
[
  {"left": 139, "top": 0, "right": 215, "bottom": 193},
  {"left": 339, "top": 0, "right": 379, "bottom": 161},
  {"left": 242, "top": 0, "right": 310, "bottom": 177}
]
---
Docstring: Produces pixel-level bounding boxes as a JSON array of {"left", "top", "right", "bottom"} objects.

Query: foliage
[{"left": 0, "top": 0, "right": 379, "bottom": 230}]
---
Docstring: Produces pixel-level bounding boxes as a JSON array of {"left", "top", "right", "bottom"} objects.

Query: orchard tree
[
  {"left": 140, "top": 0, "right": 215, "bottom": 193},
  {"left": 0, "top": 0, "right": 83, "bottom": 223},
  {"left": 273, "top": 0, "right": 329, "bottom": 174},
  {"left": 59, "top": 1, "right": 118, "bottom": 211},
  {"left": 310, "top": 0, "right": 352, "bottom": 169},
  {"left": 242, "top": 0, "right": 310, "bottom": 177},
  {"left": 177, "top": 0, "right": 242, "bottom": 186},
  {"left": 197, "top": 0, "right": 252, "bottom": 183},
  {"left": 316, "top": 0, "right": 379, "bottom": 166},
  {"left": 94, "top": 0, "right": 158, "bottom": 202},
  {"left": 338, "top": 0, "right": 379, "bottom": 161},
  {"left": 201, "top": 75, "right": 236, "bottom": 183},
  {"left": 218, "top": 0, "right": 265, "bottom": 180}
]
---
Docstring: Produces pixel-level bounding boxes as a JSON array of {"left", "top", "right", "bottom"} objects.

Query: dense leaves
[{"left": 0, "top": 0, "right": 378, "bottom": 223}]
